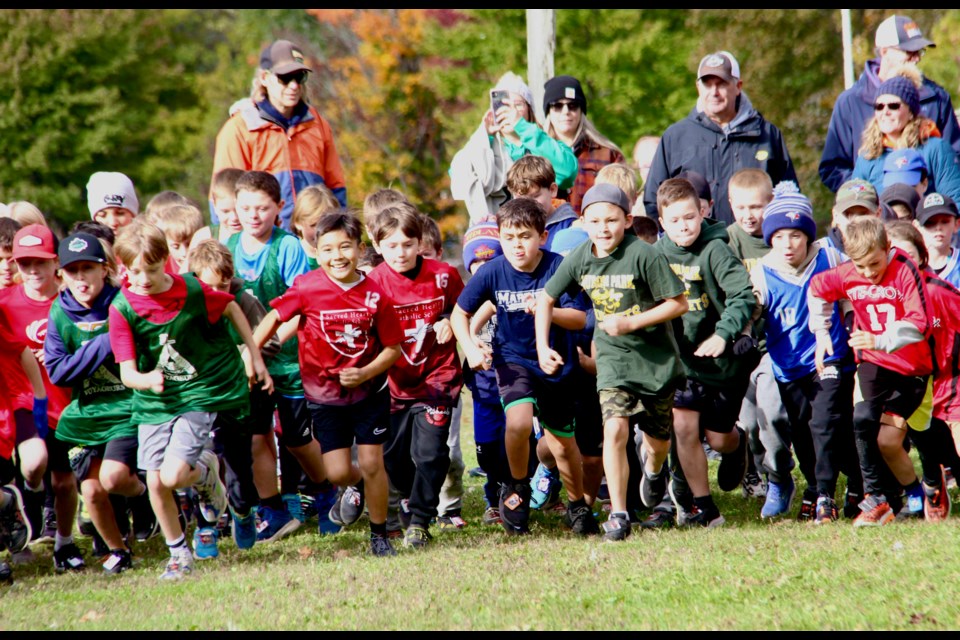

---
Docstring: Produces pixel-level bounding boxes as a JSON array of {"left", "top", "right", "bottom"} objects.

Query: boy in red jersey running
[{"left": 254, "top": 212, "right": 403, "bottom": 557}]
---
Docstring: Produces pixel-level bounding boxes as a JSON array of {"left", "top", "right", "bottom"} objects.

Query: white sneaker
[
  {"left": 194, "top": 449, "right": 227, "bottom": 523},
  {"left": 159, "top": 547, "right": 194, "bottom": 580}
]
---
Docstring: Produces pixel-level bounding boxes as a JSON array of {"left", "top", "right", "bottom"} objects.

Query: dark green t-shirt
[{"left": 545, "top": 234, "right": 686, "bottom": 397}]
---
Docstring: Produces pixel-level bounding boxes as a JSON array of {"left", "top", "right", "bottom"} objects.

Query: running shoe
[
  {"left": 529, "top": 463, "right": 561, "bottom": 510},
  {"left": 482, "top": 507, "right": 502, "bottom": 525},
  {"left": 0, "top": 486, "right": 32, "bottom": 554},
  {"left": 53, "top": 542, "right": 86, "bottom": 573},
  {"left": 761, "top": 476, "right": 796, "bottom": 519},
  {"left": 923, "top": 467, "right": 951, "bottom": 523},
  {"left": 315, "top": 486, "right": 342, "bottom": 535},
  {"left": 895, "top": 490, "right": 924, "bottom": 521},
  {"left": 282, "top": 493, "right": 304, "bottom": 524},
  {"left": 37, "top": 506, "right": 57, "bottom": 545},
  {"left": 331, "top": 485, "right": 365, "bottom": 527},
  {"left": 638, "top": 444, "right": 668, "bottom": 508},
  {"left": 193, "top": 527, "right": 219, "bottom": 560},
  {"left": 601, "top": 512, "right": 631, "bottom": 542},
  {"left": 437, "top": 512, "right": 468, "bottom": 530},
  {"left": 403, "top": 525, "right": 432, "bottom": 550},
  {"left": 798, "top": 488, "right": 818, "bottom": 522},
  {"left": 499, "top": 481, "right": 531, "bottom": 535},
  {"left": 684, "top": 503, "right": 726, "bottom": 528},
  {"left": 231, "top": 507, "right": 257, "bottom": 550},
  {"left": 370, "top": 533, "right": 397, "bottom": 557},
  {"left": 638, "top": 508, "right": 675, "bottom": 530},
  {"left": 159, "top": 547, "right": 193, "bottom": 580},
  {"left": 195, "top": 450, "right": 228, "bottom": 523},
  {"left": 717, "top": 426, "right": 748, "bottom": 492},
  {"left": 853, "top": 494, "right": 894, "bottom": 527},
  {"left": 256, "top": 504, "right": 300, "bottom": 542},
  {"left": 814, "top": 495, "right": 839, "bottom": 525},
  {"left": 565, "top": 503, "right": 600, "bottom": 536},
  {"left": 102, "top": 548, "right": 133, "bottom": 575}
]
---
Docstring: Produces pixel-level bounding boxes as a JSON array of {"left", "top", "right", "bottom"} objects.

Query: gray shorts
[{"left": 138, "top": 412, "right": 217, "bottom": 471}]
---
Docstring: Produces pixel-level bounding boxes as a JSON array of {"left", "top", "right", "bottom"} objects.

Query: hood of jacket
[
  {"left": 546, "top": 201, "right": 578, "bottom": 228},
  {"left": 857, "top": 58, "right": 940, "bottom": 106},
  {"left": 56, "top": 282, "right": 119, "bottom": 322},
  {"left": 691, "top": 91, "right": 761, "bottom": 136}
]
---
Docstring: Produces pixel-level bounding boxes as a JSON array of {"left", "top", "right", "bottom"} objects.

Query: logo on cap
[
  {"left": 905, "top": 21, "right": 921, "bottom": 38},
  {"left": 564, "top": 87, "right": 576, "bottom": 99},
  {"left": 849, "top": 184, "right": 867, "bottom": 193},
  {"left": 705, "top": 54, "right": 724, "bottom": 68},
  {"left": 895, "top": 156, "right": 909, "bottom": 169},
  {"left": 18, "top": 235, "right": 42, "bottom": 247},
  {"left": 924, "top": 193, "right": 945, "bottom": 207},
  {"left": 103, "top": 194, "right": 124, "bottom": 207},
  {"left": 291, "top": 49, "right": 304, "bottom": 63},
  {"left": 68, "top": 238, "right": 88, "bottom": 253}
]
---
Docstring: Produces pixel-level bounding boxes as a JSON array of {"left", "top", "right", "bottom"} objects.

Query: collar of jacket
[
  {"left": 235, "top": 99, "right": 315, "bottom": 133},
  {"left": 692, "top": 92, "right": 761, "bottom": 137}
]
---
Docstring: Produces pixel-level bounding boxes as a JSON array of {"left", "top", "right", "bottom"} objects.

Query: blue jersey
[
  {"left": 933, "top": 248, "right": 960, "bottom": 289},
  {"left": 753, "top": 247, "right": 850, "bottom": 383},
  {"left": 457, "top": 251, "right": 588, "bottom": 382}
]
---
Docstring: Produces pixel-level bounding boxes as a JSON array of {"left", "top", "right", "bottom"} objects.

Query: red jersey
[
  {"left": 922, "top": 272, "right": 960, "bottom": 421},
  {"left": 809, "top": 248, "right": 933, "bottom": 377},
  {"left": 368, "top": 259, "right": 464, "bottom": 408},
  {"left": 0, "top": 286, "right": 72, "bottom": 425},
  {"left": 0, "top": 317, "right": 25, "bottom": 459},
  {"left": 271, "top": 269, "right": 403, "bottom": 406}
]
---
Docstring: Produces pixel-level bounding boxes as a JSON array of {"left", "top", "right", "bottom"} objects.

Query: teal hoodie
[{"left": 655, "top": 217, "right": 757, "bottom": 386}]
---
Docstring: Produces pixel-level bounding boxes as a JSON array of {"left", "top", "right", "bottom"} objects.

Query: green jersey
[{"left": 112, "top": 274, "right": 249, "bottom": 424}]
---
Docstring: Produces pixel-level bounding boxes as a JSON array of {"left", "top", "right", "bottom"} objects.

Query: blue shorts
[{"left": 473, "top": 398, "right": 505, "bottom": 444}]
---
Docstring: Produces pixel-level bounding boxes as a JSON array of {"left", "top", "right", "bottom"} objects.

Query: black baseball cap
[{"left": 58, "top": 232, "right": 107, "bottom": 269}]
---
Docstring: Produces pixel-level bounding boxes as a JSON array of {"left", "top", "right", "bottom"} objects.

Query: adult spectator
[
  {"left": 642, "top": 51, "right": 796, "bottom": 226},
  {"left": 851, "top": 66, "right": 960, "bottom": 203},
  {"left": 542, "top": 75, "right": 625, "bottom": 215},
  {"left": 450, "top": 71, "right": 577, "bottom": 224},
  {"left": 212, "top": 39, "right": 347, "bottom": 231},
  {"left": 632, "top": 135, "right": 660, "bottom": 186},
  {"left": 819, "top": 15, "right": 960, "bottom": 193}
]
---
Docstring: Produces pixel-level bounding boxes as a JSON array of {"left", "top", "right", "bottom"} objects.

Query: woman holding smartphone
[{"left": 450, "top": 71, "right": 578, "bottom": 224}]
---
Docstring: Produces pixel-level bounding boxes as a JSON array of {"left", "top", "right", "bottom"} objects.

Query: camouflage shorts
[{"left": 598, "top": 387, "right": 674, "bottom": 441}]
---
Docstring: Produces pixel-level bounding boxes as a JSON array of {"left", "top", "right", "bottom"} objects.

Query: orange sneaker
[
  {"left": 923, "top": 467, "right": 951, "bottom": 523},
  {"left": 852, "top": 494, "right": 894, "bottom": 527}
]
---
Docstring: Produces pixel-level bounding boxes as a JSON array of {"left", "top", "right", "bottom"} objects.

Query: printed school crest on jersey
[
  {"left": 395, "top": 295, "right": 444, "bottom": 366},
  {"left": 157, "top": 333, "right": 198, "bottom": 382},
  {"left": 320, "top": 308, "right": 372, "bottom": 357},
  {"left": 26, "top": 318, "right": 47, "bottom": 345}
]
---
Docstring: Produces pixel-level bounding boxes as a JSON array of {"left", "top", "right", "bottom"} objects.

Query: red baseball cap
[{"left": 12, "top": 223, "right": 57, "bottom": 260}]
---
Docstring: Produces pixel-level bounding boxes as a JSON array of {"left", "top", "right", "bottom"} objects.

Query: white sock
[
  {"left": 25, "top": 481, "right": 43, "bottom": 493},
  {"left": 54, "top": 532, "right": 73, "bottom": 551}
]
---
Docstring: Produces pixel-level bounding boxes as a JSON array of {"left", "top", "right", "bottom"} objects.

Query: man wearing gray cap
[
  {"left": 642, "top": 51, "right": 797, "bottom": 227},
  {"left": 819, "top": 14, "right": 960, "bottom": 193}
]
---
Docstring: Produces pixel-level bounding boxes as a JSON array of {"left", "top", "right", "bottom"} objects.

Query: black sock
[
  {"left": 370, "top": 521, "right": 387, "bottom": 537},
  {"left": 261, "top": 494, "right": 284, "bottom": 511},
  {"left": 693, "top": 495, "right": 716, "bottom": 513},
  {"left": 567, "top": 497, "right": 586, "bottom": 510}
]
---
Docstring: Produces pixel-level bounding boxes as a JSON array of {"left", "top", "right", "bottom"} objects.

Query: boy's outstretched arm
[
  {"left": 599, "top": 294, "right": 688, "bottom": 337},
  {"left": 119, "top": 360, "right": 164, "bottom": 393},
  {"left": 340, "top": 344, "right": 401, "bottom": 389},
  {"left": 452, "top": 304, "right": 491, "bottom": 371},
  {"left": 535, "top": 291, "right": 564, "bottom": 375},
  {"left": 224, "top": 300, "right": 274, "bottom": 394},
  {"left": 253, "top": 309, "right": 283, "bottom": 351}
]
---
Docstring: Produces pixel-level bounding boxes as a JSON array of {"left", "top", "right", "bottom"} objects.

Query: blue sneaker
[
  {"left": 761, "top": 476, "right": 796, "bottom": 519},
  {"left": 256, "top": 504, "right": 301, "bottom": 542},
  {"left": 193, "top": 527, "right": 219, "bottom": 560},
  {"left": 530, "top": 463, "right": 561, "bottom": 510},
  {"left": 231, "top": 507, "right": 257, "bottom": 550},
  {"left": 314, "top": 487, "right": 342, "bottom": 536},
  {"left": 282, "top": 493, "right": 305, "bottom": 524}
]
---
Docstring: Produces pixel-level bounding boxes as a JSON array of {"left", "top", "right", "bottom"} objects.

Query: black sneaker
[
  {"left": 797, "top": 489, "right": 818, "bottom": 522},
  {"left": 499, "top": 481, "right": 531, "bottom": 535},
  {"left": 0, "top": 560, "right": 12, "bottom": 584},
  {"left": 39, "top": 506, "right": 57, "bottom": 545},
  {"left": 370, "top": 533, "right": 397, "bottom": 557},
  {"left": 638, "top": 444, "right": 668, "bottom": 508},
  {"left": 638, "top": 508, "right": 675, "bottom": 530},
  {"left": 565, "top": 503, "right": 599, "bottom": 536},
  {"left": 53, "top": 542, "right": 86, "bottom": 573},
  {"left": 717, "top": 427, "right": 748, "bottom": 492},
  {"left": 601, "top": 512, "right": 631, "bottom": 542},
  {"left": 0, "top": 486, "right": 32, "bottom": 553},
  {"left": 130, "top": 491, "right": 160, "bottom": 543},
  {"left": 102, "top": 548, "right": 133, "bottom": 575},
  {"left": 403, "top": 525, "right": 432, "bottom": 550},
  {"left": 843, "top": 491, "right": 861, "bottom": 519},
  {"left": 684, "top": 503, "right": 726, "bottom": 528}
]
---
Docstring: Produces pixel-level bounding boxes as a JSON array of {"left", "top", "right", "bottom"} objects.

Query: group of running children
[{"left": 1, "top": 150, "right": 959, "bottom": 583}]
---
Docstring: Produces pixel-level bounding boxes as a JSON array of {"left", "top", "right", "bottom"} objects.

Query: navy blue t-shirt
[{"left": 457, "top": 251, "right": 588, "bottom": 382}]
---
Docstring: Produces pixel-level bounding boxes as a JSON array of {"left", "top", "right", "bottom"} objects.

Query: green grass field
[{"left": 3, "top": 390, "right": 960, "bottom": 631}]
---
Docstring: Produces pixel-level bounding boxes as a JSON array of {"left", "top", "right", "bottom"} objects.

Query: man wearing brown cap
[
  {"left": 642, "top": 51, "right": 797, "bottom": 227},
  {"left": 819, "top": 15, "right": 960, "bottom": 193},
  {"left": 212, "top": 39, "right": 347, "bottom": 231}
]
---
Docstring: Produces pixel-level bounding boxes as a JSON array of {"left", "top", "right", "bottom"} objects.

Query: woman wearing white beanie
[{"left": 450, "top": 71, "right": 577, "bottom": 224}]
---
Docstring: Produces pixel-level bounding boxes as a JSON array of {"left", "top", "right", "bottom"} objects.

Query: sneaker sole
[
  {"left": 2, "top": 486, "right": 32, "bottom": 554},
  {"left": 853, "top": 512, "right": 895, "bottom": 527}
]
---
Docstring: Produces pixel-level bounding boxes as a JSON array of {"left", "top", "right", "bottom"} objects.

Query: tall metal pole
[
  {"left": 526, "top": 9, "right": 555, "bottom": 125},
  {"left": 841, "top": 9, "right": 855, "bottom": 90}
]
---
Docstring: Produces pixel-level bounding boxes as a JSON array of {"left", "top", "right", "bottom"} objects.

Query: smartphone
[{"left": 490, "top": 89, "right": 510, "bottom": 114}]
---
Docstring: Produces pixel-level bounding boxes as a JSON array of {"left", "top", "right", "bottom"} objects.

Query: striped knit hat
[{"left": 762, "top": 181, "right": 817, "bottom": 245}]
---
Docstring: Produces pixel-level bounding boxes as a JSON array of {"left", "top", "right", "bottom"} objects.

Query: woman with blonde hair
[
  {"left": 542, "top": 75, "right": 625, "bottom": 215},
  {"left": 211, "top": 40, "right": 347, "bottom": 231},
  {"left": 852, "top": 65, "right": 960, "bottom": 202}
]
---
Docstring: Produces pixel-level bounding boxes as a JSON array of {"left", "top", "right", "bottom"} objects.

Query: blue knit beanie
[
  {"left": 462, "top": 217, "right": 502, "bottom": 273},
  {"left": 762, "top": 181, "right": 817, "bottom": 246},
  {"left": 875, "top": 75, "right": 921, "bottom": 117}
]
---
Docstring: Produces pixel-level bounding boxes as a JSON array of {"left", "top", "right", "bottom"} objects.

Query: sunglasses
[
  {"left": 549, "top": 101, "right": 580, "bottom": 113},
  {"left": 874, "top": 101, "right": 902, "bottom": 112},
  {"left": 275, "top": 70, "right": 308, "bottom": 86}
]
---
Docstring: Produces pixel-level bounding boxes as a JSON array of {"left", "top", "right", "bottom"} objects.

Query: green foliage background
[{"left": 0, "top": 9, "right": 955, "bottom": 231}]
